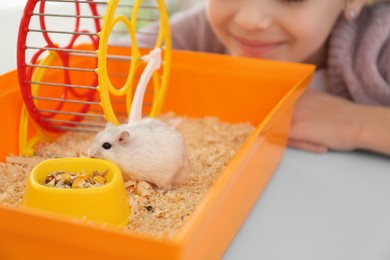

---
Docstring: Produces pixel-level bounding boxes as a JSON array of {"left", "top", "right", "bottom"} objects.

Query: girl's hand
[{"left": 288, "top": 89, "right": 364, "bottom": 153}]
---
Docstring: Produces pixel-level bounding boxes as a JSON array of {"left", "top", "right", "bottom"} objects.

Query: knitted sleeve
[{"left": 326, "top": 2, "right": 390, "bottom": 106}]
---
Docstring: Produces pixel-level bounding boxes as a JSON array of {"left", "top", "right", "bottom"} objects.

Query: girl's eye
[{"left": 102, "top": 142, "right": 112, "bottom": 150}]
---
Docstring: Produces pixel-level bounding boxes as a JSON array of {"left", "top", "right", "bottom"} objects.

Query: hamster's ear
[
  {"left": 118, "top": 131, "right": 130, "bottom": 144},
  {"left": 105, "top": 121, "right": 115, "bottom": 130}
]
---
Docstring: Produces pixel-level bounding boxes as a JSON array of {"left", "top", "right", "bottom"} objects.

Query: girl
[{"left": 137, "top": 0, "right": 390, "bottom": 156}]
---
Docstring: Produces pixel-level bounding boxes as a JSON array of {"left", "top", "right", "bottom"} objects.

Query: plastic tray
[{"left": 0, "top": 49, "right": 314, "bottom": 259}]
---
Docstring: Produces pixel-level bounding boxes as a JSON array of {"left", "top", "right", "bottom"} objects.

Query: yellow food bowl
[{"left": 21, "top": 157, "right": 130, "bottom": 228}]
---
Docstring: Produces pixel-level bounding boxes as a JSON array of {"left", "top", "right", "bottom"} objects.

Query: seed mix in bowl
[{"left": 44, "top": 169, "right": 108, "bottom": 189}]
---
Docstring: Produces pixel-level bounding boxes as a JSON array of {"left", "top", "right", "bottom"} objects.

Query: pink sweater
[
  {"left": 327, "top": 2, "right": 390, "bottom": 106},
  {"left": 136, "top": 3, "right": 390, "bottom": 106}
]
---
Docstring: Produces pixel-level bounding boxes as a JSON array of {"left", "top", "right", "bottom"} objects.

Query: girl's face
[{"left": 206, "top": 0, "right": 346, "bottom": 66}]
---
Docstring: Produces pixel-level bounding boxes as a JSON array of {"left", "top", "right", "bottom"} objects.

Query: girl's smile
[{"left": 231, "top": 35, "right": 286, "bottom": 57}]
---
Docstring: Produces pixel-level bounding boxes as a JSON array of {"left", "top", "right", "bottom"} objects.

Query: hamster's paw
[{"left": 155, "top": 181, "right": 173, "bottom": 190}]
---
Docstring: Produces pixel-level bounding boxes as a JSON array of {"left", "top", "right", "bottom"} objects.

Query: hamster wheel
[{"left": 17, "top": 0, "right": 171, "bottom": 133}]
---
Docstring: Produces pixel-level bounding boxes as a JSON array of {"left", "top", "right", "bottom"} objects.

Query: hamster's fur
[{"left": 88, "top": 118, "right": 192, "bottom": 190}]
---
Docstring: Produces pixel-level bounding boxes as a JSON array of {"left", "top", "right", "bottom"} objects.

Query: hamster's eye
[{"left": 102, "top": 142, "right": 112, "bottom": 150}]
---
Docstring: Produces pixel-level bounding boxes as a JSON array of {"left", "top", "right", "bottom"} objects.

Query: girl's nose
[{"left": 234, "top": 0, "right": 273, "bottom": 31}]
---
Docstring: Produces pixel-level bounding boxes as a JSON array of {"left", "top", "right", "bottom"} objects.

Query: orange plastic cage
[{"left": 0, "top": 49, "right": 314, "bottom": 259}]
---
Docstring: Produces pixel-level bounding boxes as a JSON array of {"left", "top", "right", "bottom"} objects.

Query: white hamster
[{"left": 87, "top": 118, "right": 192, "bottom": 190}]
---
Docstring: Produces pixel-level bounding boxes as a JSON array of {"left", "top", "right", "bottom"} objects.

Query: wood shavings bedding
[{"left": 0, "top": 114, "right": 255, "bottom": 239}]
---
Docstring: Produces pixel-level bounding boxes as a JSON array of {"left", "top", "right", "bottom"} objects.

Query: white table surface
[{"left": 224, "top": 148, "right": 390, "bottom": 260}]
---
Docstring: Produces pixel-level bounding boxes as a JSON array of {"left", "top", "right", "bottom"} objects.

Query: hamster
[{"left": 87, "top": 118, "right": 192, "bottom": 190}]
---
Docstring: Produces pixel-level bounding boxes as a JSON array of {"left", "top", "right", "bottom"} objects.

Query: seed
[
  {"left": 100, "top": 169, "right": 108, "bottom": 176},
  {"left": 72, "top": 177, "right": 87, "bottom": 188},
  {"left": 55, "top": 173, "right": 71, "bottom": 184},
  {"left": 46, "top": 178, "right": 56, "bottom": 187},
  {"left": 93, "top": 175, "right": 106, "bottom": 184},
  {"left": 55, "top": 178, "right": 65, "bottom": 188},
  {"left": 45, "top": 172, "right": 55, "bottom": 183}
]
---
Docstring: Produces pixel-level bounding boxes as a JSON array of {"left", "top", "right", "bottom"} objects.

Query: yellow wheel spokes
[
  {"left": 151, "top": 0, "right": 171, "bottom": 117},
  {"left": 98, "top": 0, "right": 140, "bottom": 125},
  {"left": 19, "top": 50, "right": 59, "bottom": 156},
  {"left": 103, "top": 15, "right": 140, "bottom": 96},
  {"left": 97, "top": 0, "right": 171, "bottom": 124}
]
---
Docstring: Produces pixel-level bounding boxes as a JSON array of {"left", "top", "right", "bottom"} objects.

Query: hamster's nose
[{"left": 87, "top": 149, "right": 94, "bottom": 158}]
